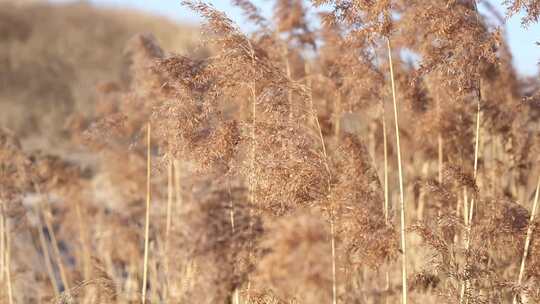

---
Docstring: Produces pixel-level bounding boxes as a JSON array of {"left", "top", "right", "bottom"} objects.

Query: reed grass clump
[{"left": 1, "top": 0, "right": 540, "bottom": 303}]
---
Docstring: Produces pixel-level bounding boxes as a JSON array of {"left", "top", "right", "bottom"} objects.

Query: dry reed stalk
[
  {"left": 245, "top": 38, "right": 257, "bottom": 304},
  {"left": 437, "top": 98, "right": 443, "bottom": 184},
  {"left": 305, "top": 62, "right": 329, "bottom": 173},
  {"left": 512, "top": 176, "right": 540, "bottom": 304},
  {"left": 173, "top": 159, "right": 183, "bottom": 298},
  {"left": 460, "top": 188, "right": 469, "bottom": 303},
  {"left": 166, "top": 159, "right": 173, "bottom": 248},
  {"left": 463, "top": 188, "right": 469, "bottom": 227},
  {"left": 35, "top": 205, "right": 60, "bottom": 296},
  {"left": 386, "top": 38, "right": 407, "bottom": 304},
  {"left": 233, "top": 290, "right": 240, "bottom": 304},
  {"left": 383, "top": 110, "right": 389, "bottom": 224},
  {"left": 330, "top": 217, "right": 337, "bottom": 304},
  {"left": 227, "top": 178, "right": 240, "bottom": 304},
  {"left": 283, "top": 43, "right": 294, "bottom": 122},
  {"left": 381, "top": 92, "right": 390, "bottom": 304},
  {"left": 142, "top": 122, "right": 151, "bottom": 304},
  {"left": 417, "top": 163, "right": 429, "bottom": 220},
  {"left": 460, "top": 97, "right": 481, "bottom": 304},
  {"left": 305, "top": 61, "right": 336, "bottom": 304},
  {"left": 438, "top": 136, "right": 443, "bottom": 183},
  {"left": 149, "top": 256, "right": 159, "bottom": 302},
  {"left": 335, "top": 92, "right": 342, "bottom": 139},
  {"left": 74, "top": 200, "right": 91, "bottom": 281},
  {"left": 232, "top": 278, "right": 240, "bottom": 303},
  {"left": 0, "top": 204, "right": 13, "bottom": 304},
  {"left": 466, "top": 2, "right": 481, "bottom": 227},
  {"left": 0, "top": 202, "right": 6, "bottom": 282},
  {"left": 228, "top": 180, "right": 236, "bottom": 235},
  {"left": 164, "top": 157, "right": 173, "bottom": 300},
  {"left": 5, "top": 216, "right": 12, "bottom": 304},
  {"left": 126, "top": 266, "right": 137, "bottom": 301},
  {"left": 42, "top": 202, "right": 70, "bottom": 293},
  {"left": 490, "top": 136, "right": 497, "bottom": 197},
  {"left": 457, "top": 188, "right": 462, "bottom": 214},
  {"left": 0, "top": 206, "right": 4, "bottom": 283},
  {"left": 173, "top": 159, "right": 182, "bottom": 216},
  {"left": 248, "top": 37, "right": 257, "bottom": 208},
  {"left": 468, "top": 98, "right": 481, "bottom": 224}
]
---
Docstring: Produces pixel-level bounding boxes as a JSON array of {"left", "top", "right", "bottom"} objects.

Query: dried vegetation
[{"left": 1, "top": 0, "right": 540, "bottom": 303}]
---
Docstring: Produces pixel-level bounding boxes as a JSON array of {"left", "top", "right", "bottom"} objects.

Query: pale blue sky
[{"left": 58, "top": 0, "right": 539, "bottom": 76}]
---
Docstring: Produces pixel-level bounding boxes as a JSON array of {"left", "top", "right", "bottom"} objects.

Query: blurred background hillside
[{"left": 0, "top": 0, "right": 199, "bottom": 148}]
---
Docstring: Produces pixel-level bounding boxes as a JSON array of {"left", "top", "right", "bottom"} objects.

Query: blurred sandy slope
[{"left": 0, "top": 1, "right": 198, "bottom": 150}]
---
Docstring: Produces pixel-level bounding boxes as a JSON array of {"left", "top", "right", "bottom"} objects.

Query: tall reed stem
[
  {"left": 36, "top": 206, "right": 60, "bottom": 296},
  {"left": 305, "top": 61, "right": 336, "bottom": 304},
  {"left": 227, "top": 177, "right": 241, "bottom": 304},
  {"left": 382, "top": 104, "right": 389, "bottom": 223},
  {"left": 513, "top": 177, "right": 540, "bottom": 304},
  {"left": 164, "top": 157, "right": 173, "bottom": 300},
  {"left": 246, "top": 39, "right": 258, "bottom": 303},
  {"left": 1, "top": 204, "right": 13, "bottom": 304},
  {"left": 381, "top": 92, "right": 390, "bottom": 304},
  {"left": 460, "top": 96, "right": 481, "bottom": 304},
  {"left": 42, "top": 204, "right": 70, "bottom": 294},
  {"left": 248, "top": 39, "right": 257, "bottom": 208},
  {"left": 335, "top": 92, "right": 342, "bottom": 139},
  {"left": 283, "top": 43, "right": 294, "bottom": 122},
  {"left": 0, "top": 204, "right": 4, "bottom": 282},
  {"left": 330, "top": 218, "right": 337, "bottom": 304},
  {"left": 142, "top": 122, "right": 151, "bottom": 304},
  {"left": 437, "top": 97, "right": 443, "bottom": 184},
  {"left": 174, "top": 159, "right": 182, "bottom": 210},
  {"left": 165, "top": 159, "right": 173, "bottom": 250},
  {"left": 5, "top": 216, "right": 12, "bottom": 304},
  {"left": 469, "top": 98, "right": 481, "bottom": 224},
  {"left": 173, "top": 159, "right": 183, "bottom": 297},
  {"left": 74, "top": 200, "right": 91, "bottom": 281},
  {"left": 386, "top": 38, "right": 407, "bottom": 304}
]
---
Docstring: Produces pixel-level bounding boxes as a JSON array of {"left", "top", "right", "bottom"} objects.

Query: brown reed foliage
[
  {"left": 256, "top": 211, "right": 333, "bottom": 303},
  {"left": 1, "top": 0, "right": 540, "bottom": 303},
  {"left": 175, "top": 174, "right": 261, "bottom": 303}
]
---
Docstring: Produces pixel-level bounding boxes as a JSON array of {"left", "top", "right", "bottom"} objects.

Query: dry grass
[{"left": 1, "top": 0, "right": 540, "bottom": 303}]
